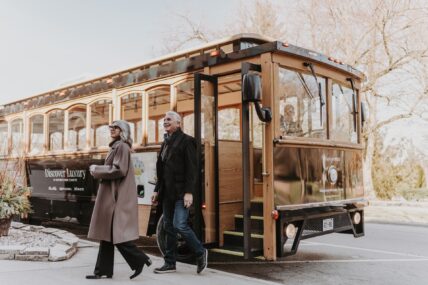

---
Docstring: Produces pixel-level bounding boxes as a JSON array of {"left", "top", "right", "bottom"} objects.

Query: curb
[
  {"left": 0, "top": 222, "right": 79, "bottom": 261},
  {"left": 365, "top": 220, "right": 428, "bottom": 228}
]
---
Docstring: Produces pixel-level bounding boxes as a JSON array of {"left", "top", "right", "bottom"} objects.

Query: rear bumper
[
  {"left": 276, "top": 198, "right": 368, "bottom": 211},
  {"left": 276, "top": 205, "right": 364, "bottom": 257}
]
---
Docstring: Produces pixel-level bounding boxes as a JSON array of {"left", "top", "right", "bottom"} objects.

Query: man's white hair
[{"left": 165, "top": 111, "right": 181, "bottom": 124}]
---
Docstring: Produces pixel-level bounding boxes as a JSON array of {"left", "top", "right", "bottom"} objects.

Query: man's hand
[
  {"left": 184, "top": 193, "right": 193, "bottom": 208},
  {"left": 151, "top": 192, "right": 158, "bottom": 205}
]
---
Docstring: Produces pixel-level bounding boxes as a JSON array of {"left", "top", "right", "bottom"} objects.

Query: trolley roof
[{"left": 0, "top": 33, "right": 364, "bottom": 117}]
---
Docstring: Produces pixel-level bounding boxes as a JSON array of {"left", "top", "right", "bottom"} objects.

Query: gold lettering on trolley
[{"left": 44, "top": 168, "right": 86, "bottom": 179}]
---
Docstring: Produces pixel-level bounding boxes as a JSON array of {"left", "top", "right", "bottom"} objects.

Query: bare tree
[
  {"left": 161, "top": 0, "right": 428, "bottom": 199},
  {"left": 158, "top": 13, "right": 212, "bottom": 55},
  {"left": 296, "top": 0, "right": 428, "bottom": 199},
  {"left": 224, "top": 0, "right": 288, "bottom": 40},
  {"left": 158, "top": 0, "right": 289, "bottom": 55},
  {"left": 237, "top": 0, "right": 428, "bottom": 199}
]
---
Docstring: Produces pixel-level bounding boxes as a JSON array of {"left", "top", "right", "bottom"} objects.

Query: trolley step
[
  {"left": 234, "top": 214, "right": 264, "bottom": 234},
  {"left": 250, "top": 198, "right": 264, "bottom": 216},
  {"left": 210, "top": 246, "right": 263, "bottom": 258},
  {"left": 223, "top": 230, "right": 264, "bottom": 249}
]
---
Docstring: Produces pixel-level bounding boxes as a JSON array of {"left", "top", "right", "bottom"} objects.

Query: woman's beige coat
[{"left": 87, "top": 140, "right": 139, "bottom": 244}]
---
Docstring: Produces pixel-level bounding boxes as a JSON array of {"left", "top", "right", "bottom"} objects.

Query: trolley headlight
[
  {"left": 284, "top": 223, "right": 296, "bottom": 239},
  {"left": 352, "top": 212, "right": 361, "bottom": 225}
]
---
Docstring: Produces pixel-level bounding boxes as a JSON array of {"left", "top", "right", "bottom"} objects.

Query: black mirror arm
[
  {"left": 346, "top": 77, "right": 358, "bottom": 132},
  {"left": 254, "top": 102, "right": 272, "bottom": 123},
  {"left": 304, "top": 62, "right": 325, "bottom": 126},
  {"left": 303, "top": 62, "right": 325, "bottom": 104},
  {"left": 360, "top": 102, "right": 366, "bottom": 127}
]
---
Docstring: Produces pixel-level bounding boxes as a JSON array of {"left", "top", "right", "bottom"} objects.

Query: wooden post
[
  {"left": 170, "top": 84, "right": 177, "bottom": 111},
  {"left": 85, "top": 105, "right": 92, "bottom": 149},
  {"left": 326, "top": 78, "right": 332, "bottom": 140},
  {"left": 23, "top": 112, "right": 29, "bottom": 155},
  {"left": 142, "top": 91, "right": 149, "bottom": 145},
  {"left": 261, "top": 53, "right": 276, "bottom": 261},
  {"left": 64, "top": 110, "right": 69, "bottom": 150},
  {"left": 43, "top": 113, "right": 48, "bottom": 153}
]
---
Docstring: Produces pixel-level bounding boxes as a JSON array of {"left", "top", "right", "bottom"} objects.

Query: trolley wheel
[{"left": 156, "top": 214, "right": 194, "bottom": 262}]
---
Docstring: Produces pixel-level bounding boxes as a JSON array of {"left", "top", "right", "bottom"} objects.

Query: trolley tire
[{"left": 156, "top": 214, "right": 194, "bottom": 262}]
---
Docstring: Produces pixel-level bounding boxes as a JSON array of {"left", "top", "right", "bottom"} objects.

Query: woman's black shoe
[
  {"left": 85, "top": 274, "right": 112, "bottom": 279},
  {"left": 129, "top": 259, "right": 152, "bottom": 279}
]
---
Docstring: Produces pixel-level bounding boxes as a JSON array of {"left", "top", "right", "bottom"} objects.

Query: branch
[
  {"left": 371, "top": 87, "right": 428, "bottom": 132},
  {"left": 369, "top": 48, "right": 428, "bottom": 85},
  {"left": 381, "top": 17, "right": 394, "bottom": 68},
  {"left": 373, "top": 112, "right": 413, "bottom": 132}
]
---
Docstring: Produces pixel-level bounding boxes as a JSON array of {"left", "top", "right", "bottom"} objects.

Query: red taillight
[
  {"left": 202, "top": 203, "right": 206, "bottom": 210},
  {"left": 271, "top": 210, "right": 279, "bottom": 220},
  {"left": 210, "top": 50, "right": 220, "bottom": 57}
]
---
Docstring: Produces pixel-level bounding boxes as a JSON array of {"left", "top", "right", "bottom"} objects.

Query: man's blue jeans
[{"left": 162, "top": 199, "right": 204, "bottom": 265}]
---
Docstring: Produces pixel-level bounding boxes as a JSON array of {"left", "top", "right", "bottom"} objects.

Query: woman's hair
[{"left": 110, "top": 120, "right": 133, "bottom": 147}]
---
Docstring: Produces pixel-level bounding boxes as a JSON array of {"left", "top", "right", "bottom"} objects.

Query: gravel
[{"left": 0, "top": 228, "right": 59, "bottom": 247}]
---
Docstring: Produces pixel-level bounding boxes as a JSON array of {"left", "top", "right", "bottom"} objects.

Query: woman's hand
[{"left": 89, "top": 165, "right": 96, "bottom": 176}]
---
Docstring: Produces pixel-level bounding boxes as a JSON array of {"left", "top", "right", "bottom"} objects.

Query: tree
[
  {"left": 291, "top": 0, "right": 428, "bottom": 199},
  {"left": 372, "top": 131, "right": 426, "bottom": 200},
  {"left": 161, "top": 0, "right": 428, "bottom": 199}
]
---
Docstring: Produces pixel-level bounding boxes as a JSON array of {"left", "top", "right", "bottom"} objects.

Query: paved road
[
  {"left": 0, "top": 242, "right": 278, "bottom": 285},
  {"left": 7, "top": 222, "right": 424, "bottom": 285},
  {"left": 209, "top": 223, "right": 428, "bottom": 285}
]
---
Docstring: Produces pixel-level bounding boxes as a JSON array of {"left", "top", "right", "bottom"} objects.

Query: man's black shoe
[
  {"left": 196, "top": 249, "right": 208, "bottom": 274},
  {"left": 85, "top": 274, "right": 112, "bottom": 279},
  {"left": 153, "top": 263, "right": 176, "bottom": 274}
]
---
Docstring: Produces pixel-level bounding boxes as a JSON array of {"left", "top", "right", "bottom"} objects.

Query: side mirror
[
  {"left": 242, "top": 73, "right": 262, "bottom": 102},
  {"left": 242, "top": 73, "right": 272, "bottom": 123},
  {"left": 361, "top": 102, "right": 368, "bottom": 127}
]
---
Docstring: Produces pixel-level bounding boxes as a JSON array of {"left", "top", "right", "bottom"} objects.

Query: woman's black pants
[{"left": 94, "top": 240, "right": 150, "bottom": 276}]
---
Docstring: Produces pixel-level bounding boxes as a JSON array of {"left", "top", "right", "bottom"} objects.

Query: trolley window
[
  {"left": 331, "top": 83, "right": 358, "bottom": 143},
  {"left": 278, "top": 67, "right": 327, "bottom": 139}
]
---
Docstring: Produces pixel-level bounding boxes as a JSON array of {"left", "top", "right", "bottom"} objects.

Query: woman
[{"left": 86, "top": 120, "right": 151, "bottom": 280}]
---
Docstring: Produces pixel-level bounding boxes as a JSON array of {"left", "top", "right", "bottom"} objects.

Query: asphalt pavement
[
  {"left": 0, "top": 239, "right": 278, "bottom": 285},
  {"left": 209, "top": 223, "right": 428, "bottom": 285},
  {"left": 1, "top": 222, "right": 427, "bottom": 285}
]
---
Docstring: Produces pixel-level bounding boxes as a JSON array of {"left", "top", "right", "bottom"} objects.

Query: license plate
[{"left": 323, "top": 218, "right": 334, "bottom": 231}]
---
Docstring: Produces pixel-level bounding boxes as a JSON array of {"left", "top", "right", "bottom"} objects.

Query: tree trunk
[{"left": 363, "top": 133, "right": 377, "bottom": 200}]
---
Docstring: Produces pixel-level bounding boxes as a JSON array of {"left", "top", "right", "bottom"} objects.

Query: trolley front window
[
  {"left": 331, "top": 83, "right": 358, "bottom": 143},
  {"left": 278, "top": 67, "right": 327, "bottom": 139}
]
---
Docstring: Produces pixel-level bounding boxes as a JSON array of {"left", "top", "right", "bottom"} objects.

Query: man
[
  {"left": 151, "top": 111, "right": 208, "bottom": 274},
  {"left": 280, "top": 104, "right": 301, "bottom": 136}
]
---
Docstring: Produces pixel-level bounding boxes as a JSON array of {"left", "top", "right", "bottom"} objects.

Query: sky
[
  {"left": 0, "top": 0, "right": 239, "bottom": 104},
  {"left": 1, "top": 0, "right": 426, "bottom": 157}
]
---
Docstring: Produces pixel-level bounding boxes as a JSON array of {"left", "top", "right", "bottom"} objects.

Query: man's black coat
[{"left": 154, "top": 128, "right": 197, "bottom": 203}]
